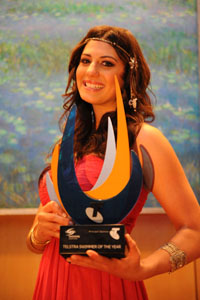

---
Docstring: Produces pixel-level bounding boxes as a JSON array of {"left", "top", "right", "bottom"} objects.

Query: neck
[{"left": 93, "top": 104, "right": 116, "bottom": 129}]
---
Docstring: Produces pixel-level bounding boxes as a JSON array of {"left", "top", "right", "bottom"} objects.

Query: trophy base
[{"left": 60, "top": 224, "right": 125, "bottom": 259}]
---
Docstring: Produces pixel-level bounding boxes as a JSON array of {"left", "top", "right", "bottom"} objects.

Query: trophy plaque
[{"left": 60, "top": 224, "right": 125, "bottom": 258}]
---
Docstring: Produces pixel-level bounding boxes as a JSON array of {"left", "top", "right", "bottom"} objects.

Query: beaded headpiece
[{"left": 84, "top": 37, "right": 138, "bottom": 112}]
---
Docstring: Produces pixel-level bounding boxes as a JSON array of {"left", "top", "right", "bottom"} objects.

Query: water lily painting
[{"left": 0, "top": 0, "right": 199, "bottom": 207}]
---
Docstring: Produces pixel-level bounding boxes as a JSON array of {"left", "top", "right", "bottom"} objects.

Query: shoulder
[
  {"left": 137, "top": 123, "right": 168, "bottom": 145},
  {"left": 134, "top": 123, "right": 183, "bottom": 192},
  {"left": 136, "top": 123, "right": 177, "bottom": 161},
  {"left": 135, "top": 122, "right": 175, "bottom": 159}
]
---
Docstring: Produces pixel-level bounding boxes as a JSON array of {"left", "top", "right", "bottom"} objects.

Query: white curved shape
[
  {"left": 46, "top": 172, "right": 61, "bottom": 207},
  {"left": 90, "top": 117, "right": 116, "bottom": 191}
]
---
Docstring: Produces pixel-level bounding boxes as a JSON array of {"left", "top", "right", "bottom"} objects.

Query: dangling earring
[
  {"left": 128, "top": 57, "right": 138, "bottom": 112},
  {"left": 129, "top": 98, "right": 137, "bottom": 112}
]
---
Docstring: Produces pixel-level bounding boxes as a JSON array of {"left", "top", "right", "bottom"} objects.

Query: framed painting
[{"left": 0, "top": 0, "right": 199, "bottom": 208}]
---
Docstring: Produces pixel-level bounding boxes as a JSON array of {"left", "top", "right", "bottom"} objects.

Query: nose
[{"left": 86, "top": 62, "right": 99, "bottom": 76}]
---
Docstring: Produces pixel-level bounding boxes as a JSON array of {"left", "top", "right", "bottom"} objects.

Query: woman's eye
[
  {"left": 80, "top": 58, "right": 90, "bottom": 64},
  {"left": 102, "top": 61, "right": 114, "bottom": 67}
]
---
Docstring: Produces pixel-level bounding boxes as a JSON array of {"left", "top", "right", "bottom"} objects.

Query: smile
[{"left": 84, "top": 81, "right": 104, "bottom": 90}]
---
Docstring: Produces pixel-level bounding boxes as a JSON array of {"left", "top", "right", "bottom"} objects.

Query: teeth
[{"left": 85, "top": 82, "right": 103, "bottom": 89}]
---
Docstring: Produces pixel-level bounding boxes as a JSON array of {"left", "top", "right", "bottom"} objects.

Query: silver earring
[{"left": 128, "top": 98, "right": 137, "bottom": 112}]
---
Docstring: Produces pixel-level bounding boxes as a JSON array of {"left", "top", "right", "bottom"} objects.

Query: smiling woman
[
  {"left": 76, "top": 40, "right": 125, "bottom": 126},
  {"left": 26, "top": 25, "right": 200, "bottom": 300}
]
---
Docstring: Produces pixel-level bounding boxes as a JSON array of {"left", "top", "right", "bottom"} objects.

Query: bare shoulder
[
  {"left": 134, "top": 123, "right": 174, "bottom": 191},
  {"left": 136, "top": 122, "right": 172, "bottom": 154},
  {"left": 135, "top": 122, "right": 183, "bottom": 189},
  {"left": 137, "top": 123, "right": 166, "bottom": 141}
]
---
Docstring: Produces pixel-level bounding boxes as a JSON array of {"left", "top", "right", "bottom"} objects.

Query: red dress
[{"left": 33, "top": 155, "right": 149, "bottom": 300}]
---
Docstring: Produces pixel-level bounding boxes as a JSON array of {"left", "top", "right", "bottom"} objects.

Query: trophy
[{"left": 46, "top": 76, "right": 143, "bottom": 258}]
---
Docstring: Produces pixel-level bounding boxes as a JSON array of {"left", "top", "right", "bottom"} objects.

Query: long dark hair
[{"left": 60, "top": 25, "right": 155, "bottom": 160}]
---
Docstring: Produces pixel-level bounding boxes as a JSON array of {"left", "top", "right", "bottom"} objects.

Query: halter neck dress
[{"left": 33, "top": 154, "right": 149, "bottom": 300}]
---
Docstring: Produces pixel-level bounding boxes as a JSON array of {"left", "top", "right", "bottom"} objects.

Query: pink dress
[{"left": 33, "top": 155, "right": 149, "bottom": 300}]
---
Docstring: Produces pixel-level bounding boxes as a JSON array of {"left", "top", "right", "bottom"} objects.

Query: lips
[{"left": 83, "top": 80, "right": 104, "bottom": 90}]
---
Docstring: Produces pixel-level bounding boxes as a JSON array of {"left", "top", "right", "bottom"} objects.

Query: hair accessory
[
  {"left": 84, "top": 37, "right": 137, "bottom": 71},
  {"left": 161, "top": 242, "right": 187, "bottom": 272},
  {"left": 129, "top": 58, "right": 135, "bottom": 69},
  {"left": 129, "top": 57, "right": 138, "bottom": 70}
]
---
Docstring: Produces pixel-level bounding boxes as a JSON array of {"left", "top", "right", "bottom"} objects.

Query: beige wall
[
  {"left": 0, "top": 208, "right": 199, "bottom": 300},
  {"left": 132, "top": 209, "right": 200, "bottom": 300}
]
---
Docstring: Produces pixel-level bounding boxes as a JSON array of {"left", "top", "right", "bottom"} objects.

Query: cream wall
[{"left": 0, "top": 208, "right": 199, "bottom": 300}]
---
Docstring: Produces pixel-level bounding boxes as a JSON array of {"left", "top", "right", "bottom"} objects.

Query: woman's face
[{"left": 76, "top": 40, "right": 125, "bottom": 114}]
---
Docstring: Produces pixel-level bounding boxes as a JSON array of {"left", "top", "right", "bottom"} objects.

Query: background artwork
[{"left": 0, "top": 0, "right": 199, "bottom": 208}]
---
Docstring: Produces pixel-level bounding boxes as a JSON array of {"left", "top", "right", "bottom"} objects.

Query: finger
[
  {"left": 36, "top": 210, "right": 69, "bottom": 235},
  {"left": 37, "top": 211, "right": 69, "bottom": 227},
  {"left": 68, "top": 254, "right": 108, "bottom": 272},
  {"left": 43, "top": 201, "right": 68, "bottom": 218},
  {"left": 46, "top": 212, "right": 70, "bottom": 225},
  {"left": 69, "top": 251, "right": 117, "bottom": 272},
  {"left": 39, "top": 228, "right": 60, "bottom": 240},
  {"left": 36, "top": 217, "right": 67, "bottom": 240},
  {"left": 125, "top": 234, "right": 138, "bottom": 255},
  {"left": 41, "top": 220, "right": 63, "bottom": 233},
  {"left": 35, "top": 221, "right": 58, "bottom": 240},
  {"left": 86, "top": 250, "right": 116, "bottom": 265},
  {"left": 86, "top": 250, "right": 99, "bottom": 259}
]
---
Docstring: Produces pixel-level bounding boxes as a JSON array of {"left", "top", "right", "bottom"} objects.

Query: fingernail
[
  {"left": 62, "top": 213, "right": 67, "bottom": 218},
  {"left": 69, "top": 220, "right": 73, "bottom": 225}
]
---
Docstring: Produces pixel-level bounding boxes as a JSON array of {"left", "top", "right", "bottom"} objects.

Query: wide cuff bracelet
[{"left": 161, "top": 242, "right": 187, "bottom": 272}]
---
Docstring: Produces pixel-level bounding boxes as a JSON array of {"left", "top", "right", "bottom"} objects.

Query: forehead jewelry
[{"left": 84, "top": 37, "right": 138, "bottom": 112}]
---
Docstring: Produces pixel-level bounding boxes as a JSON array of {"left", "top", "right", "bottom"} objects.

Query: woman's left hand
[{"left": 67, "top": 234, "right": 145, "bottom": 281}]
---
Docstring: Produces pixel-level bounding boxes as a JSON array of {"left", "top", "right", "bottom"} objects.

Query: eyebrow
[{"left": 81, "top": 53, "right": 118, "bottom": 62}]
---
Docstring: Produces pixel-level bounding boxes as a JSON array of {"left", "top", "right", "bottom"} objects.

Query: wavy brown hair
[{"left": 60, "top": 25, "right": 155, "bottom": 160}]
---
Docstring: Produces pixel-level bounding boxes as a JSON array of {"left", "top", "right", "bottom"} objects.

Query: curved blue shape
[{"left": 58, "top": 105, "right": 143, "bottom": 224}]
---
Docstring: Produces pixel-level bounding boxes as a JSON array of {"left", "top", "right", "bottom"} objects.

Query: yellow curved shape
[
  {"left": 51, "top": 143, "right": 68, "bottom": 213},
  {"left": 85, "top": 75, "right": 130, "bottom": 199}
]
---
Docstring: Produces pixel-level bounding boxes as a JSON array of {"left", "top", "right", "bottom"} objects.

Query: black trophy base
[{"left": 60, "top": 224, "right": 125, "bottom": 259}]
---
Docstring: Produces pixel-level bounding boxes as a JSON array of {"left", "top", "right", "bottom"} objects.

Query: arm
[
  {"left": 135, "top": 123, "right": 200, "bottom": 277},
  {"left": 68, "top": 124, "right": 200, "bottom": 280}
]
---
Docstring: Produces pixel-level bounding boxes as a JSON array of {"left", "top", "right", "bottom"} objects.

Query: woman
[{"left": 27, "top": 25, "right": 200, "bottom": 300}]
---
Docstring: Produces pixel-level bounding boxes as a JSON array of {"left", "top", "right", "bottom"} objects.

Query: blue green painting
[{"left": 0, "top": 0, "right": 199, "bottom": 208}]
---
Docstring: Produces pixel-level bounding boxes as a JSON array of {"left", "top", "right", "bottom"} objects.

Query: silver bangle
[{"left": 161, "top": 242, "right": 187, "bottom": 272}]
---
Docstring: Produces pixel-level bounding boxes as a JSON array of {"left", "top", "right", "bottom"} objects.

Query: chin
[{"left": 80, "top": 95, "right": 99, "bottom": 105}]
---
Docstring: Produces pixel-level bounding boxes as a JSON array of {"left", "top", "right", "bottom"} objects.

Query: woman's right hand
[{"left": 34, "top": 201, "right": 71, "bottom": 243}]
